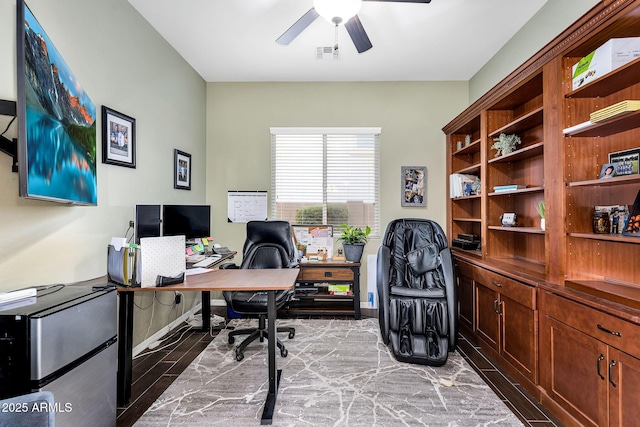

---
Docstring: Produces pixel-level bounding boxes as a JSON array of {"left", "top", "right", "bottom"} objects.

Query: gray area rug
[{"left": 135, "top": 318, "right": 523, "bottom": 426}]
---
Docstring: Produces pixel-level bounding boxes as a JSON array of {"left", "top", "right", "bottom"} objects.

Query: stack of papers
[{"left": 590, "top": 100, "right": 640, "bottom": 122}]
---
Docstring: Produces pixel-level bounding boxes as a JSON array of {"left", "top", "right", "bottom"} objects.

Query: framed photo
[
  {"left": 608, "top": 148, "right": 640, "bottom": 177},
  {"left": 174, "top": 149, "right": 191, "bottom": 190},
  {"left": 599, "top": 163, "right": 617, "bottom": 179},
  {"left": 102, "top": 106, "right": 136, "bottom": 168},
  {"left": 401, "top": 166, "right": 426, "bottom": 207}
]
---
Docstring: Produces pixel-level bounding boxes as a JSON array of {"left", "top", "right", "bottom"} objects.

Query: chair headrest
[{"left": 244, "top": 221, "right": 295, "bottom": 259}]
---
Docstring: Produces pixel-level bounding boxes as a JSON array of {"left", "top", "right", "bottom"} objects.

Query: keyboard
[{"left": 192, "top": 255, "right": 222, "bottom": 268}]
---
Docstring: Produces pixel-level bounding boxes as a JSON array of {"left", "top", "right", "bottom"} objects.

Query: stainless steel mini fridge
[{"left": 0, "top": 285, "right": 117, "bottom": 427}]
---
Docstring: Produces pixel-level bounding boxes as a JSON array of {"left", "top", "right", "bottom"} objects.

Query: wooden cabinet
[
  {"left": 283, "top": 261, "right": 361, "bottom": 319},
  {"left": 454, "top": 258, "right": 538, "bottom": 390},
  {"left": 540, "top": 290, "right": 640, "bottom": 427},
  {"left": 444, "top": 3, "right": 640, "bottom": 424}
]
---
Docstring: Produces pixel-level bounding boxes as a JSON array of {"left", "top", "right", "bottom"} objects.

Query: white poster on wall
[{"left": 227, "top": 191, "right": 268, "bottom": 223}]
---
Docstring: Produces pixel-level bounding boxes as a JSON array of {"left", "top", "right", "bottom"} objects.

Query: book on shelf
[
  {"left": 449, "top": 173, "right": 479, "bottom": 198},
  {"left": 493, "top": 184, "right": 528, "bottom": 192},
  {"left": 590, "top": 100, "right": 640, "bottom": 123}
]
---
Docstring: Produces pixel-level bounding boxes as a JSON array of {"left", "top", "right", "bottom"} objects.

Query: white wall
[
  {"left": 205, "top": 81, "right": 469, "bottom": 295},
  {"left": 0, "top": 0, "right": 206, "bottom": 290},
  {"left": 469, "top": 0, "right": 600, "bottom": 102}
]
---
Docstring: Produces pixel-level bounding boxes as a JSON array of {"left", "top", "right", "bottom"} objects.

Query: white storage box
[{"left": 572, "top": 37, "right": 640, "bottom": 90}]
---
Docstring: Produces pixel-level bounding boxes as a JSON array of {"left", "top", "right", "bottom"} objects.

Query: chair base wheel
[
  {"left": 280, "top": 348, "right": 288, "bottom": 357},
  {"left": 236, "top": 350, "right": 244, "bottom": 361},
  {"left": 288, "top": 331, "right": 295, "bottom": 339}
]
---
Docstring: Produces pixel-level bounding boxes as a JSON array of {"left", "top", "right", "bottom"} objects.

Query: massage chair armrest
[{"left": 376, "top": 245, "right": 391, "bottom": 345}]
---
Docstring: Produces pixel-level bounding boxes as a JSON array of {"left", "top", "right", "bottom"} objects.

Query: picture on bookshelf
[
  {"left": 608, "top": 148, "right": 640, "bottom": 176},
  {"left": 599, "top": 163, "right": 617, "bottom": 179},
  {"left": 623, "top": 191, "right": 640, "bottom": 237}
]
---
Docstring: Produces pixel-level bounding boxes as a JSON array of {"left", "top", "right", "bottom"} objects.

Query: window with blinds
[{"left": 270, "top": 127, "right": 381, "bottom": 236}]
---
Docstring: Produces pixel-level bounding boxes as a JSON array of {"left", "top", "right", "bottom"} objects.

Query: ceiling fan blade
[
  {"left": 345, "top": 15, "right": 373, "bottom": 53},
  {"left": 363, "top": 0, "right": 431, "bottom": 3},
  {"left": 276, "top": 8, "right": 320, "bottom": 45}
]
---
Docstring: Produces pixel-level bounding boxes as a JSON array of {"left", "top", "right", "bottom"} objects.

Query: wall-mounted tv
[
  {"left": 162, "top": 205, "right": 211, "bottom": 240},
  {"left": 16, "top": 0, "right": 97, "bottom": 205}
]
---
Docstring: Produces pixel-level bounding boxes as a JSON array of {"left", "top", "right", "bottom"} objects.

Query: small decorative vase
[{"left": 540, "top": 218, "right": 545, "bottom": 231}]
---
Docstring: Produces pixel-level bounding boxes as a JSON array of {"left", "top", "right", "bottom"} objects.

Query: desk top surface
[{"left": 120, "top": 268, "right": 299, "bottom": 292}]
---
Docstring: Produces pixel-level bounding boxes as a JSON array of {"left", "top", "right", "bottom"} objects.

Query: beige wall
[
  {"left": 0, "top": 0, "right": 206, "bottom": 346},
  {"left": 205, "top": 82, "right": 469, "bottom": 297},
  {"left": 469, "top": 0, "right": 600, "bottom": 102}
]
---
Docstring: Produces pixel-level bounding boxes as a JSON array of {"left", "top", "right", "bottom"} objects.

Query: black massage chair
[{"left": 377, "top": 218, "right": 458, "bottom": 366}]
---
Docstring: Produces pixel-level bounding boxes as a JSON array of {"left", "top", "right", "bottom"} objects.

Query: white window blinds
[{"left": 271, "top": 127, "right": 381, "bottom": 236}]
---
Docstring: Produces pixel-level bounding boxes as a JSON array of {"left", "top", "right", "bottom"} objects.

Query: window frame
[{"left": 270, "top": 127, "right": 381, "bottom": 237}]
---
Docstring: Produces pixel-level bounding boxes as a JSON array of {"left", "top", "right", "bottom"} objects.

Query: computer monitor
[
  {"left": 162, "top": 205, "right": 211, "bottom": 240},
  {"left": 135, "top": 205, "right": 161, "bottom": 243}
]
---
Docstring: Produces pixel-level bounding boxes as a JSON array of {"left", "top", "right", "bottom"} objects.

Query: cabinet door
[
  {"left": 542, "top": 317, "right": 608, "bottom": 427},
  {"left": 609, "top": 348, "right": 640, "bottom": 427},
  {"left": 455, "top": 261, "right": 474, "bottom": 332},
  {"left": 475, "top": 281, "right": 499, "bottom": 351},
  {"left": 501, "top": 294, "right": 536, "bottom": 383}
]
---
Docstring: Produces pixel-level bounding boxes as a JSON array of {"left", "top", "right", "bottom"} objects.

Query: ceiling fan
[{"left": 276, "top": 0, "right": 432, "bottom": 54}]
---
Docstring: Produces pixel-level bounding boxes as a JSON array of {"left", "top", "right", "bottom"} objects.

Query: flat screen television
[
  {"left": 135, "top": 205, "right": 161, "bottom": 243},
  {"left": 162, "top": 205, "right": 211, "bottom": 240},
  {"left": 16, "top": 0, "right": 97, "bottom": 205}
]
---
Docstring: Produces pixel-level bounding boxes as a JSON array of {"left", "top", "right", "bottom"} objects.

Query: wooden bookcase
[{"left": 444, "top": 1, "right": 640, "bottom": 424}]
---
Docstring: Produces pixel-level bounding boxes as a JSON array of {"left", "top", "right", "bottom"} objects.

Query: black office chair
[{"left": 223, "top": 220, "right": 296, "bottom": 362}]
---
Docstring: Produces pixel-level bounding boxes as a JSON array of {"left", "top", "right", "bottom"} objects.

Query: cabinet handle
[
  {"left": 324, "top": 272, "right": 333, "bottom": 277},
  {"left": 493, "top": 299, "right": 503, "bottom": 315},
  {"left": 491, "top": 280, "right": 502, "bottom": 287},
  {"left": 608, "top": 360, "right": 617, "bottom": 388},
  {"left": 597, "top": 354, "right": 605, "bottom": 380},
  {"left": 597, "top": 324, "right": 621, "bottom": 337}
]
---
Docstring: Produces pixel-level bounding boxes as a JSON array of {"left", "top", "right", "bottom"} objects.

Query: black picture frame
[
  {"left": 174, "top": 149, "right": 191, "bottom": 190},
  {"left": 102, "top": 106, "right": 136, "bottom": 168},
  {"left": 608, "top": 148, "right": 640, "bottom": 177}
]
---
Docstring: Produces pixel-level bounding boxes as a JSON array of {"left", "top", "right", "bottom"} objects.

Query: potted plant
[
  {"left": 536, "top": 200, "right": 546, "bottom": 231},
  {"left": 491, "top": 133, "right": 521, "bottom": 157},
  {"left": 337, "top": 224, "right": 371, "bottom": 262}
]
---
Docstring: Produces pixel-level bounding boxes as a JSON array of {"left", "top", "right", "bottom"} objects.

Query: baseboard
[{"left": 132, "top": 298, "right": 226, "bottom": 356}]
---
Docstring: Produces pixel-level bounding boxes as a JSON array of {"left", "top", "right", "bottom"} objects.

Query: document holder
[{"left": 107, "top": 244, "right": 141, "bottom": 287}]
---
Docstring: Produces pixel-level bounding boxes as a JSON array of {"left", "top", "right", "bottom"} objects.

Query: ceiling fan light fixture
[{"left": 313, "top": 0, "right": 362, "bottom": 25}]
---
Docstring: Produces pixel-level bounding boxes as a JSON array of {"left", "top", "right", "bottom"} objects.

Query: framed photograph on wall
[
  {"left": 608, "top": 148, "right": 640, "bottom": 176},
  {"left": 102, "top": 106, "right": 136, "bottom": 168},
  {"left": 174, "top": 149, "right": 191, "bottom": 190},
  {"left": 401, "top": 166, "right": 426, "bottom": 207}
]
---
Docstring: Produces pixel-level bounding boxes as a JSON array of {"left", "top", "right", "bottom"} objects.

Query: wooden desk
[{"left": 117, "top": 268, "right": 299, "bottom": 425}]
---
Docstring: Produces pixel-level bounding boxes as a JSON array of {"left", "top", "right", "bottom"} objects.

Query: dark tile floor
[{"left": 116, "top": 311, "right": 563, "bottom": 427}]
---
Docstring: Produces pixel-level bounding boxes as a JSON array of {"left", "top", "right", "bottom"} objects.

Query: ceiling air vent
[{"left": 316, "top": 45, "right": 339, "bottom": 61}]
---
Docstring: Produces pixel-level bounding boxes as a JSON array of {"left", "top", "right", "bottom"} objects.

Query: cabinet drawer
[
  {"left": 298, "top": 268, "right": 354, "bottom": 281},
  {"left": 455, "top": 260, "right": 475, "bottom": 280},
  {"left": 475, "top": 268, "right": 535, "bottom": 309},
  {"left": 542, "top": 291, "right": 640, "bottom": 357}
]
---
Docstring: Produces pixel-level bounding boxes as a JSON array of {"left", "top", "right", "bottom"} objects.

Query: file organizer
[{"left": 107, "top": 244, "right": 141, "bottom": 287}]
